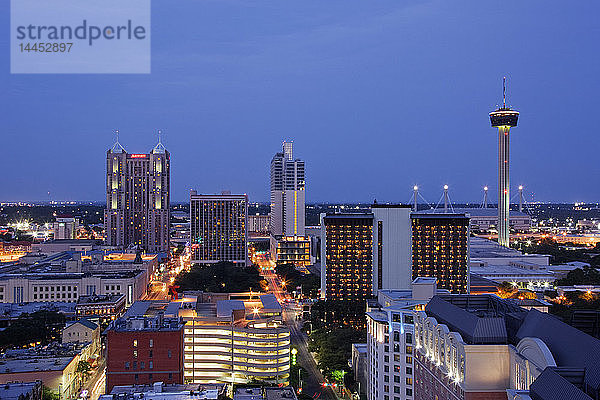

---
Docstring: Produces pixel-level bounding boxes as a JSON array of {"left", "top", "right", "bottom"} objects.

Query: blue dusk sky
[{"left": 1, "top": 1, "right": 599, "bottom": 203}]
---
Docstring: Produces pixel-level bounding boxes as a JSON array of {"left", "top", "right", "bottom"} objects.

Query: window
[
  {"left": 133, "top": 340, "right": 138, "bottom": 347},
  {"left": 149, "top": 373, "right": 153, "bottom": 381},
  {"left": 406, "top": 366, "right": 412, "bottom": 375},
  {"left": 393, "top": 331, "right": 399, "bottom": 342},
  {"left": 168, "top": 350, "right": 172, "bottom": 358},
  {"left": 393, "top": 387, "right": 400, "bottom": 394},
  {"left": 406, "top": 377, "right": 413, "bottom": 385},
  {"left": 149, "top": 350, "right": 153, "bottom": 358},
  {"left": 406, "top": 346, "right": 413, "bottom": 354},
  {"left": 168, "top": 373, "right": 173, "bottom": 380},
  {"left": 140, "top": 362, "right": 145, "bottom": 369},
  {"left": 134, "top": 374, "right": 139, "bottom": 381},
  {"left": 384, "top": 375, "right": 389, "bottom": 382},
  {"left": 394, "top": 354, "right": 400, "bottom": 362},
  {"left": 384, "top": 365, "right": 389, "bottom": 372},
  {"left": 384, "top": 355, "right": 389, "bottom": 362},
  {"left": 393, "top": 365, "right": 401, "bottom": 373},
  {"left": 149, "top": 339, "right": 154, "bottom": 347},
  {"left": 384, "top": 335, "right": 389, "bottom": 344},
  {"left": 125, "top": 362, "right": 130, "bottom": 369},
  {"left": 393, "top": 376, "right": 400, "bottom": 383},
  {"left": 133, "top": 350, "right": 138, "bottom": 358},
  {"left": 406, "top": 333, "right": 413, "bottom": 344},
  {"left": 393, "top": 344, "right": 400, "bottom": 353},
  {"left": 149, "top": 361, "right": 153, "bottom": 369},
  {"left": 404, "top": 315, "right": 413, "bottom": 324},
  {"left": 384, "top": 386, "right": 389, "bottom": 393},
  {"left": 406, "top": 388, "right": 412, "bottom": 396},
  {"left": 406, "top": 356, "right": 412, "bottom": 364},
  {"left": 385, "top": 345, "right": 389, "bottom": 352},
  {"left": 133, "top": 361, "right": 137, "bottom": 369}
]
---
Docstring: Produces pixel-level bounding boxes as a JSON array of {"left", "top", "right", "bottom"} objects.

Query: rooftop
[
  {"left": 0, "top": 381, "right": 41, "bottom": 400},
  {"left": 102, "top": 383, "right": 226, "bottom": 400}
]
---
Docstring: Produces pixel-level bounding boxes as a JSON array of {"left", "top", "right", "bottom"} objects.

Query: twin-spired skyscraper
[{"left": 104, "top": 135, "right": 170, "bottom": 252}]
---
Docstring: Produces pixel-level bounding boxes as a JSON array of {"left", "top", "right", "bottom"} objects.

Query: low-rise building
[
  {"left": 272, "top": 236, "right": 311, "bottom": 267},
  {"left": 0, "top": 342, "right": 91, "bottom": 400},
  {"left": 62, "top": 318, "right": 101, "bottom": 355},
  {"left": 105, "top": 302, "right": 185, "bottom": 392},
  {"left": 100, "top": 382, "right": 226, "bottom": 400},
  {"left": 413, "top": 294, "right": 600, "bottom": 400},
  {"left": 76, "top": 293, "right": 126, "bottom": 322},
  {"left": 164, "top": 292, "right": 290, "bottom": 385},
  {"left": 234, "top": 386, "right": 297, "bottom": 400},
  {"left": 0, "top": 381, "right": 42, "bottom": 400}
]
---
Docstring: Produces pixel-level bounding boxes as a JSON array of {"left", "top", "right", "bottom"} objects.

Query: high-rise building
[
  {"left": 320, "top": 205, "right": 413, "bottom": 300},
  {"left": 104, "top": 135, "right": 170, "bottom": 252},
  {"left": 365, "top": 278, "right": 441, "bottom": 400},
  {"left": 490, "top": 78, "right": 519, "bottom": 247},
  {"left": 106, "top": 302, "right": 185, "bottom": 392},
  {"left": 270, "top": 141, "right": 305, "bottom": 237},
  {"left": 372, "top": 204, "right": 413, "bottom": 292},
  {"left": 320, "top": 213, "right": 374, "bottom": 301},
  {"left": 411, "top": 213, "right": 470, "bottom": 293},
  {"left": 190, "top": 191, "right": 248, "bottom": 266}
]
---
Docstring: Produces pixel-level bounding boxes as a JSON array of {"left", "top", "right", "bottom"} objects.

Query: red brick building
[{"left": 106, "top": 303, "right": 184, "bottom": 392}]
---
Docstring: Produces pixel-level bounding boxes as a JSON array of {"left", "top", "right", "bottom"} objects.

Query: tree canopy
[{"left": 174, "top": 262, "right": 267, "bottom": 293}]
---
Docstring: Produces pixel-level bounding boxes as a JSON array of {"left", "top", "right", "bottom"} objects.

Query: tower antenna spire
[
  {"left": 503, "top": 76, "right": 506, "bottom": 108},
  {"left": 158, "top": 129, "right": 163, "bottom": 144}
]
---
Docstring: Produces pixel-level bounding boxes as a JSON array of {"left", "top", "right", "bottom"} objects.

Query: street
[{"left": 255, "top": 253, "right": 336, "bottom": 400}]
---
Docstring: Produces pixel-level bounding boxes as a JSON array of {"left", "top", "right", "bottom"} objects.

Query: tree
[
  {"left": 77, "top": 360, "right": 92, "bottom": 376},
  {"left": 174, "top": 262, "right": 267, "bottom": 293},
  {"left": 555, "top": 266, "right": 600, "bottom": 286},
  {"left": 42, "top": 386, "right": 60, "bottom": 400}
]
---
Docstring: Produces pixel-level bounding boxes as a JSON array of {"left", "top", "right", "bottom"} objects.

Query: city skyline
[{"left": 2, "top": 1, "right": 600, "bottom": 203}]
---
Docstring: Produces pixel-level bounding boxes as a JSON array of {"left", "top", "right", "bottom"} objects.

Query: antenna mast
[{"left": 503, "top": 76, "right": 506, "bottom": 108}]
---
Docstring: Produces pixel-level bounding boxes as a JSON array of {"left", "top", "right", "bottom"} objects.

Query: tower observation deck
[{"left": 489, "top": 78, "right": 519, "bottom": 248}]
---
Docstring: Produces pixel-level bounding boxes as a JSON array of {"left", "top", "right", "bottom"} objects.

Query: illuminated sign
[{"left": 130, "top": 154, "right": 147, "bottom": 158}]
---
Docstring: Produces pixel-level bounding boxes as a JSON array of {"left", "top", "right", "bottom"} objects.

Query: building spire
[
  {"left": 503, "top": 76, "right": 506, "bottom": 108},
  {"left": 152, "top": 129, "right": 167, "bottom": 154},
  {"left": 110, "top": 129, "right": 126, "bottom": 153}
]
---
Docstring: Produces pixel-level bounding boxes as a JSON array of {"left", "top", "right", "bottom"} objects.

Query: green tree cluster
[
  {"left": 174, "top": 262, "right": 267, "bottom": 293},
  {"left": 275, "top": 263, "right": 320, "bottom": 297},
  {"left": 0, "top": 310, "right": 65, "bottom": 349},
  {"left": 308, "top": 327, "right": 366, "bottom": 380}
]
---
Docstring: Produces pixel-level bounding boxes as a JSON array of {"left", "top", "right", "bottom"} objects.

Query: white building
[
  {"left": 365, "top": 278, "right": 442, "bottom": 400},
  {"left": 190, "top": 191, "right": 248, "bottom": 266},
  {"left": 371, "top": 205, "right": 413, "bottom": 292},
  {"left": 270, "top": 141, "right": 305, "bottom": 238},
  {"left": 52, "top": 216, "right": 79, "bottom": 240},
  {"left": 164, "top": 293, "right": 290, "bottom": 385}
]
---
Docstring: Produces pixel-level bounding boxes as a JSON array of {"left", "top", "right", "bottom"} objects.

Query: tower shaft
[{"left": 497, "top": 126, "right": 510, "bottom": 247}]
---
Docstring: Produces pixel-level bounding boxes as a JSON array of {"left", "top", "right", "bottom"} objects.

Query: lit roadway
[{"left": 255, "top": 254, "right": 336, "bottom": 400}]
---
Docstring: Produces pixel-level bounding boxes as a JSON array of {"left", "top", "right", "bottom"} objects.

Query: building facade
[
  {"left": 106, "top": 305, "right": 185, "bottom": 392},
  {"left": 411, "top": 214, "right": 470, "bottom": 294},
  {"left": 52, "top": 216, "right": 79, "bottom": 240},
  {"left": 189, "top": 191, "right": 248, "bottom": 266},
  {"left": 104, "top": 138, "right": 170, "bottom": 252},
  {"left": 413, "top": 294, "right": 600, "bottom": 400},
  {"left": 165, "top": 293, "right": 290, "bottom": 385},
  {"left": 371, "top": 205, "right": 413, "bottom": 292},
  {"left": 270, "top": 141, "right": 305, "bottom": 238},
  {"left": 272, "top": 236, "right": 310, "bottom": 267},
  {"left": 320, "top": 213, "right": 374, "bottom": 301}
]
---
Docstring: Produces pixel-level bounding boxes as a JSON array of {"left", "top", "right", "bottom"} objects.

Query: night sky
[{"left": 2, "top": 1, "right": 599, "bottom": 203}]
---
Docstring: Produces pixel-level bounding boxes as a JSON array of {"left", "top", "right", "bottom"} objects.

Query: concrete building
[
  {"left": 100, "top": 382, "right": 226, "bottom": 400},
  {"left": 0, "top": 343, "right": 91, "bottom": 400},
  {"left": 365, "top": 278, "right": 442, "bottom": 400},
  {"left": 320, "top": 205, "right": 413, "bottom": 300},
  {"left": 0, "top": 381, "right": 42, "bottom": 400},
  {"left": 189, "top": 191, "right": 248, "bottom": 266},
  {"left": 104, "top": 136, "right": 170, "bottom": 252},
  {"left": 234, "top": 386, "right": 298, "bottom": 400},
  {"left": 448, "top": 208, "right": 531, "bottom": 232},
  {"left": 413, "top": 294, "right": 600, "bottom": 399},
  {"left": 270, "top": 141, "right": 305, "bottom": 238},
  {"left": 271, "top": 235, "right": 310, "bottom": 267},
  {"left": 52, "top": 215, "right": 79, "bottom": 240},
  {"left": 164, "top": 292, "right": 290, "bottom": 385},
  {"left": 351, "top": 343, "right": 368, "bottom": 396},
  {"left": 62, "top": 318, "right": 101, "bottom": 355},
  {"left": 76, "top": 293, "right": 126, "bottom": 322},
  {"left": 372, "top": 205, "right": 413, "bottom": 292},
  {"left": 105, "top": 302, "right": 185, "bottom": 392},
  {"left": 248, "top": 215, "right": 270, "bottom": 235},
  {"left": 411, "top": 213, "right": 470, "bottom": 294}
]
